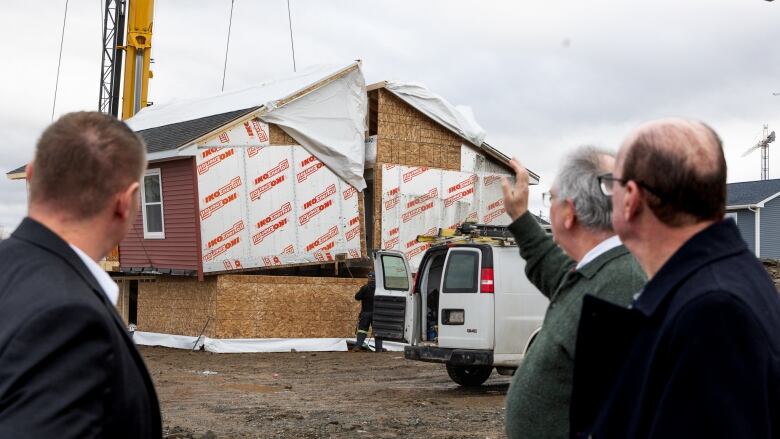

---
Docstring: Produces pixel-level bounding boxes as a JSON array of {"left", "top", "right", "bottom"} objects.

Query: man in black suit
[{"left": 0, "top": 112, "right": 162, "bottom": 438}]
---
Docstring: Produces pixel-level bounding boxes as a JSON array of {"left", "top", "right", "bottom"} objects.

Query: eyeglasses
[
  {"left": 597, "top": 173, "right": 625, "bottom": 196},
  {"left": 597, "top": 173, "right": 664, "bottom": 198},
  {"left": 542, "top": 191, "right": 555, "bottom": 207}
]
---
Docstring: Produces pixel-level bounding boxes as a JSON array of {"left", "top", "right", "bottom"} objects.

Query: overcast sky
[{"left": 1, "top": 0, "right": 778, "bottom": 235}]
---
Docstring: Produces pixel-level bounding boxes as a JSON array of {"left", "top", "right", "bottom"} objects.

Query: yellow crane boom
[{"left": 121, "top": 0, "right": 154, "bottom": 120}]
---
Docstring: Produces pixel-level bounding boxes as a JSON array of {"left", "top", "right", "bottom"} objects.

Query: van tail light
[
  {"left": 412, "top": 272, "right": 419, "bottom": 294},
  {"left": 480, "top": 268, "right": 494, "bottom": 293}
]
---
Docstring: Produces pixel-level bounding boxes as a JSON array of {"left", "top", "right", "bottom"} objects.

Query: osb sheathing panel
[
  {"left": 137, "top": 277, "right": 217, "bottom": 337},
  {"left": 214, "top": 275, "right": 366, "bottom": 339},
  {"left": 375, "top": 89, "right": 462, "bottom": 171},
  {"left": 357, "top": 190, "right": 368, "bottom": 256},
  {"left": 269, "top": 123, "right": 299, "bottom": 145},
  {"left": 115, "top": 280, "right": 130, "bottom": 324},
  {"left": 373, "top": 164, "right": 383, "bottom": 249}
]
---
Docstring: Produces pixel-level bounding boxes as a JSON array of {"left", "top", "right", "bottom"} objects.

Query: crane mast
[
  {"left": 121, "top": 0, "right": 154, "bottom": 119},
  {"left": 98, "top": 0, "right": 154, "bottom": 120}
]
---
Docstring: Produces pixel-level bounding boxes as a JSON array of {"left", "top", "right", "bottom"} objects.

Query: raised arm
[{"left": 502, "top": 158, "right": 574, "bottom": 298}]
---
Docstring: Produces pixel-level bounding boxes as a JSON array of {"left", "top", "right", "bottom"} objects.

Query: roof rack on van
[{"left": 416, "top": 222, "right": 516, "bottom": 246}]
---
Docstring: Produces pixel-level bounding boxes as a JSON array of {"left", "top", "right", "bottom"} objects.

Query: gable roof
[
  {"left": 4, "top": 107, "right": 259, "bottom": 180},
  {"left": 7, "top": 164, "right": 25, "bottom": 179},
  {"left": 137, "top": 107, "right": 258, "bottom": 154},
  {"left": 727, "top": 178, "right": 780, "bottom": 207},
  {"left": 367, "top": 81, "right": 540, "bottom": 184}
]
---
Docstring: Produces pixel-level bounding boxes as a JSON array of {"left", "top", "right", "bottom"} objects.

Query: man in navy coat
[
  {"left": 571, "top": 118, "right": 780, "bottom": 438},
  {"left": 0, "top": 112, "right": 161, "bottom": 438}
]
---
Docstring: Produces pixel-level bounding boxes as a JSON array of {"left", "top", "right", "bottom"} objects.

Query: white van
[{"left": 373, "top": 227, "right": 549, "bottom": 386}]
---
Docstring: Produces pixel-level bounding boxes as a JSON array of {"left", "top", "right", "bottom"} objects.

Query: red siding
[{"left": 120, "top": 158, "right": 200, "bottom": 273}]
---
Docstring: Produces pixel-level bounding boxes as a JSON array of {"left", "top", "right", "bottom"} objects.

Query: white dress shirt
[
  {"left": 69, "top": 244, "right": 119, "bottom": 305},
  {"left": 575, "top": 234, "right": 623, "bottom": 271}
]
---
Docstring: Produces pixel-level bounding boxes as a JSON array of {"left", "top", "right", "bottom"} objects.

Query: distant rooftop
[{"left": 727, "top": 178, "right": 780, "bottom": 206}]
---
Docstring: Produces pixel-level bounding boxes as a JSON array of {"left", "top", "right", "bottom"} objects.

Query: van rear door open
[
  {"left": 373, "top": 251, "right": 416, "bottom": 343},
  {"left": 438, "top": 247, "right": 494, "bottom": 350}
]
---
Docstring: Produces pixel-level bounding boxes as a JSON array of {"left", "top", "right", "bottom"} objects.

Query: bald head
[{"left": 617, "top": 118, "right": 727, "bottom": 226}]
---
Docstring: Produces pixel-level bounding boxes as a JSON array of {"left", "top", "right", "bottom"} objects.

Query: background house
[{"left": 726, "top": 178, "right": 780, "bottom": 259}]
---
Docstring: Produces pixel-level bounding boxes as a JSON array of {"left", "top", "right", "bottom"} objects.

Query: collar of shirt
[
  {"left": 69, "top": 244, "right": 119, "bottom": 306},
  {"left": 575, "top": 234, "right": 623, "bottom": 271}
]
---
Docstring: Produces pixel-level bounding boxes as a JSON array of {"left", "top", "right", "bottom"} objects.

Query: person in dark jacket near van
[
  {"left": 352, "top": 272, "right": 383, "bottom": 352},
  {"left": 570, "top": 119, "right": 780, "bottom": 439}
]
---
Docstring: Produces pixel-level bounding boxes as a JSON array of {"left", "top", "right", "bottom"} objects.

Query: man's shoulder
[
  {"left": 588, "top": 247, "right": 645, "bottom": 284},
  {"left": 0, "top": 236, "right": 101, "bottom": 320},
  {"left": 584, "top": 249, "right": 646, "bottom": 306},
  {"left": 669, "top": 251, "right": 780, "bottom": 328}
]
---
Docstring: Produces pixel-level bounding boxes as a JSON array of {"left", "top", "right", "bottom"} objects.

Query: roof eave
[
  {"left": 6, "top": 171, "right": 25, "bottom": 181},
  {"left": 755, "top": 191, "right": 780, "bottom": 207}
]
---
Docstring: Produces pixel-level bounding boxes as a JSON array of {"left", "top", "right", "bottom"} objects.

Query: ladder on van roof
[{"left": 416, "top": 222, "right": 516, "bottom": 247}]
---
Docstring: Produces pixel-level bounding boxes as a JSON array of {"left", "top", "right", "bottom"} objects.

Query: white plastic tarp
[
  {"left": 384, "top": 81, "right": 487, "bottom": 148},
  {"left": 133, "top": 331, "right": 203, "bottom": 350},
  {"left": 126, "top": 62, "right": 367, "bottom": 191},
  {"left": 132, "top": 332, "right": 406, "bottom": 353},
  {"left": 261, "top": 67, "right": 367, "bottom": 190}
]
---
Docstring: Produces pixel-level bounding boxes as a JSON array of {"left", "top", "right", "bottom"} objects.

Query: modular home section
[{"left": 188, "top": 118, "right": 363, "bottom": 273}]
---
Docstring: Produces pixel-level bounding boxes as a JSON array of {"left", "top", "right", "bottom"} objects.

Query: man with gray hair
[{"left": 501, "top": 146, "right": 645, "bottom": 439}]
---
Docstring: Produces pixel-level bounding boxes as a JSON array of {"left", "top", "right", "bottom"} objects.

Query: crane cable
[
  {"left": 221, "top": 0, "right": 235, "bottom": 92},
  {"left": 51, "top": 0, "right": 70, "bottom": 121},
  {"left": 287, "top": 0, "right": 296, "bottom": 72}
]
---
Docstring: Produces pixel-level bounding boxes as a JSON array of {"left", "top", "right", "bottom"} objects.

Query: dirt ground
[
  {"left": 145, "top": 265, "right": 780, "bottom": 439},
  {"left": 143, "top": 346, "right": 512, "bottom": 439}
]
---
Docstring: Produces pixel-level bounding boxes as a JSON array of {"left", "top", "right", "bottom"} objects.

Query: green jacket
[{"left": 504, "top": 212, "right": 646, "bottom": 439}]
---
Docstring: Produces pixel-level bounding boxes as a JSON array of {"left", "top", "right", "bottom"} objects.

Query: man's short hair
[
  {"left": 556, "top": 145, "right": 614, "bottom": 232},
  {"left": 621, "top": 119, "right": 726, "bottom": 226},
  {"left": 29, "top": 112, "right": 147, "bottom": 219}
]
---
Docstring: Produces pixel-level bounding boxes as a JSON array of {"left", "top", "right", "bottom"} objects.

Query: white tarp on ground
[
  {"left": 133, "top": 331, "right": 204, "bottom": 350},
  {"left": 384, "top": 81, "right": 487, "bottom": 148},
  {"left": 127, "top": 62, "right": 367, "bottom": 190},
  {"left": 184, "top": 119, "right": 362, "bottom": 273},
  {"left": 133, "top": 332, "right": 406, "bottom": 353}
]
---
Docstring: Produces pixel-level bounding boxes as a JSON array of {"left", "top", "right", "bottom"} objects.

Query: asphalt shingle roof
[
  {"left": 136, "top": 107, "right": 258, "bottom": 153},
  {"left": 5, "top": 108, "right": 259, "bottom": 176},
  {"left": 7, "top": 164, "right": 25, "bottom": 175},
  {"left": 727, "top": 179, "right": 780, "bottom": 206}
]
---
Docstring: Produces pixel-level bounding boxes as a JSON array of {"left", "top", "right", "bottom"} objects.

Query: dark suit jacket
[
  {"left": 571, "top": 219, "right": 780, "bottom": 439},
  {"left": 0, "top": 218, "right": 162, "bottom": 438}
]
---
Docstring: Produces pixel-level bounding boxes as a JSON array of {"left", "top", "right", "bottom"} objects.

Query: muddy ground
[
  {"left": 146, "top": 265, "right": 780, "bottom": 439},
  {"left": 143, "top": 346, "right": 511, "bottom": 439}
]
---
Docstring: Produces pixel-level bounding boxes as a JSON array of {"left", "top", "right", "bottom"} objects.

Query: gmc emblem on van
[{"left": 466, "top": 328, "right": 478, "bottom": 333}]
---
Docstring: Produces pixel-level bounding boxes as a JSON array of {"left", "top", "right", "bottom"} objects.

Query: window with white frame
[
  {"left": 141, "top": 169, "right": 165, "bottom": 239},
  {"left": 725, "top": 212, "right": 738, "bottom": 224}
]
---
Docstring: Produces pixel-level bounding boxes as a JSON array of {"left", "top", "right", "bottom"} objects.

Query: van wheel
[{"left": 446, "top": 364, "right": 492, "bottom": 387}]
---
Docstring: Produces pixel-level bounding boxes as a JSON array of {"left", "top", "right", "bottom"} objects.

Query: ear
[
  {"left": 25, "top": 160, "right": 34, "bottom": 181},
  {"left": 562, "top": 199, "right": 576, "bottom": 230},
  {"left": 623, "top": 181, "right": 643, "bottom": 221},
  {"left": 115, "top": 182, "right": 140, "bottom": 220}
]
